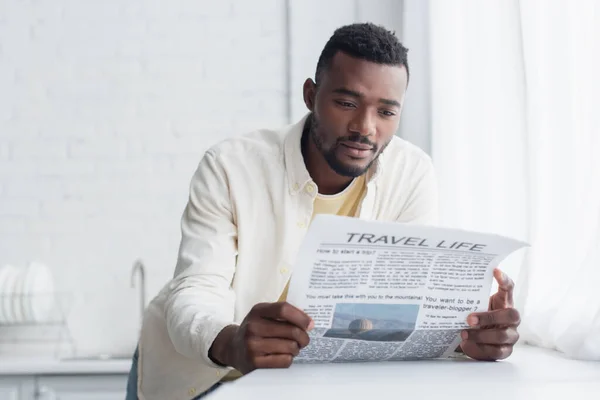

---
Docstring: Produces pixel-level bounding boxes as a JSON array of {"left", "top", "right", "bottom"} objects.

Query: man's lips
[
  {"left": 338, "top": 142, "right": 374, "bottom": 159},
  {"left": 340, "top": 142, "right": 374, "bottom": 151}
]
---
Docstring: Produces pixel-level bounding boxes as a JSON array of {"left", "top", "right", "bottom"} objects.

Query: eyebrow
[{"left": 332, "top": 87, "right": 401, "bottom": 108}]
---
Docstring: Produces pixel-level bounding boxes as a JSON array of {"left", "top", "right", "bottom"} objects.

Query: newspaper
[{"left": 286, "top": 215, "right": 528, "bottom": 363}]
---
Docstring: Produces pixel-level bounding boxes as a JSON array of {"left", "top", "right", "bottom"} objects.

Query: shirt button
[
  {"left": 280, "top": 267, "right": 289, "bottom": 274},
  {"left": 216, "top": 370, "right": 221, "bottom": 377},
  {"left": 297, "top": 221, "right": 306, "bottom": 228},
  {"left": 188, "top": 388, "right": 197, "bottom": 396},
  {"left": 293, "top": 183, "right": 300, "bottom": 191},
  {"left": 306, "top": 184, "right": 315, "bottom": 194}
]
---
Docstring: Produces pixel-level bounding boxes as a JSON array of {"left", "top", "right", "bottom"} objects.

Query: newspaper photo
[{"left": 285, "top": 215, "right": 529, "bottom": 363}]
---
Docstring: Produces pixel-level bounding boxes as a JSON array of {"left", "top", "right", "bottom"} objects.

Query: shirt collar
[{"left": 283, "top": 112, "right": 383, "bottom": 195}]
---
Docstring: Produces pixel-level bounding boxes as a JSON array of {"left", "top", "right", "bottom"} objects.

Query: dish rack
[{"left": 0, "top": 292, "right": 76, "bottom": 358}]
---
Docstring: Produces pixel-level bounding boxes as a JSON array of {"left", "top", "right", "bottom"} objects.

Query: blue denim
[{"left": 125, "top": 347, "right": 221, "bottom": 400}]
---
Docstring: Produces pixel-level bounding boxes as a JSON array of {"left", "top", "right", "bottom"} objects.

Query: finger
[
  {"left": 460, "top": 340, "right": 513, "bottom": 361},
  {"left": 467, "top": 308, "right": 521, "bottom": 328},
  {"left": 493, "top": 268, "right": 514, "bottom": 307},
  {"left": 246, "top": 319, "right": 311, "bottom": 348},
  {"left": 253, "top": 354, "right": 294, "bottom": 369},
  {"left": 247, "top": 338, "right": 300, "bottom": 357},
  {"left": 462, "top": 328, "right": 519, "bottom": 345},
  {"left": 256, "top": 302, "right": 314, "bottom": 331}
]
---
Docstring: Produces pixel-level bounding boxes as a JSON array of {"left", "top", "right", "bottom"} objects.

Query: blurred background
[
  {"left": 0, "top": 0, "right": 415, "bottom": 360},
  {"left": 0, "top": 0, "right": 598, "bottom": 395}
]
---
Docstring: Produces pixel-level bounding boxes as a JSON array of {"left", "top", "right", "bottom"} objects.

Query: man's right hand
[{"left": 209, "top": 302, "right": 314, "bottom": 374}]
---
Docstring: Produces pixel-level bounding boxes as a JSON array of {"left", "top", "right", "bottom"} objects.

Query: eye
[
  {"left": 379, "top": 110, "right": 396, "bottom": 117},
  {"left": 335, "top": 100, "right": 356, "bottom": 108}
]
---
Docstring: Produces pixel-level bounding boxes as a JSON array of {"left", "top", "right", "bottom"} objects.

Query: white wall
[
  {"left": 398, "top": 0, "right": 431, "bottom": 154},
  {"left": 0, "top": 0, "right": 287, "bottom": 357},
  {"left": 0, "top": 0, "right": 408, "bottom": 357}
]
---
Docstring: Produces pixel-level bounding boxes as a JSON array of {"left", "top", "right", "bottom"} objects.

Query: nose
[{"left": 348, "top": 110, "right": 376, "bottom": 137}]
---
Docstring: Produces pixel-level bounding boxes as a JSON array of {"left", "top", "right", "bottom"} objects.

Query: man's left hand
[{"left": 459, "top": 268, "right": 521, "bottom": 361}]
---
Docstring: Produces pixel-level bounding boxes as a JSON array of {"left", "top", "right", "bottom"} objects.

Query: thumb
[{"left": 492, "top": 268, "right": 514, "bottom": 308}]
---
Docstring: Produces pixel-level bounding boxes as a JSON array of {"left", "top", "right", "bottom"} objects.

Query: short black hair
[{"left": 315, "top": 22, "right": 409, "bottom": 85}]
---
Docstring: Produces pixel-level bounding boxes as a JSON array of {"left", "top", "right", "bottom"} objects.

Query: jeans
[{"left": 125, "top": 347, "right": 221, "bottom": 400}]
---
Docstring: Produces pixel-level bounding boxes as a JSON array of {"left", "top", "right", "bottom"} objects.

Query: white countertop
[
  {"left": 0, "top": 356, "right": 133, "bottom": 375},
  {"left": 206, "top": 345, "right": 600, "bottom": 400}
]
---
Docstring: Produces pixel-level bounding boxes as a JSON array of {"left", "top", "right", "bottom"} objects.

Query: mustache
[{"left": 335, "top": 135, "right": 377, "bottom": 149}]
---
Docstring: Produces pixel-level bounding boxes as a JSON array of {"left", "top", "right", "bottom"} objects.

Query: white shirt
[{"left": 136, "top": 113, "right": 438, "bottom": 400}]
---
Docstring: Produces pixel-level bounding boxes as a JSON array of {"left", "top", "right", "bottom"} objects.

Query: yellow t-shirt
[
  {"left": 222, "top": 175, "right": 366, "bottom": 381},
  {"left": 278, "top": 175, "right": 366, "bottom": 302}
]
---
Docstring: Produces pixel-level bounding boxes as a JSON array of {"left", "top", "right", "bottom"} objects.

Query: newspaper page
[{"left": 285, "top": 215, "right": 528, "bottom": 363}]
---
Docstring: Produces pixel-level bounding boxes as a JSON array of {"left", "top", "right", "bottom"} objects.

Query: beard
[{"left": 309, "top": 113, "right": 389, "bottom": 178}]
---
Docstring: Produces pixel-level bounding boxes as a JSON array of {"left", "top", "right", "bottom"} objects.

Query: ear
[{"left": 303, "top": 78, "right": 317, "bottom": 111}]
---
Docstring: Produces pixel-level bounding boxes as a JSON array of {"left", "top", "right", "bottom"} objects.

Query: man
[{"left": 130, "top": 23, "right": 520, "bottom": 400}]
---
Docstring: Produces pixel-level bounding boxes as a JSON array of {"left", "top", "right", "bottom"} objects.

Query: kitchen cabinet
[
  {"left": 36, "top": 375, "right": 128, "bottom": 400},
  {"left": 0, "top": 379, "right": 19, "bottom": 400},
  {"left": 0, "top": 359, "right": 131, "bottom": 400},
  {"left": 0, "top": 386, "right": 18, "bottom": 400},
  {"left": 0, "top": 377, "right": 35, "bottom": 400}
]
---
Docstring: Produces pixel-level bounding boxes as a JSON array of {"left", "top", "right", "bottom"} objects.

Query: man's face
[{"left": 304, "top": 52, "right": 408, "bottom": 177}]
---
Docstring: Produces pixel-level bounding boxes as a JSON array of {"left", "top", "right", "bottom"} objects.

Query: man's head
[{"left": 303, "top": 23, "right": 409, "bottom": 178}]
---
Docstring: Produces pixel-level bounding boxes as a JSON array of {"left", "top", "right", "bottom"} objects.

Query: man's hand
[
  {"left": 460, "top": 268, "right": 521, "bottom": 361},
  {"left": 209, "top": 302, "right": 314, "bottom": 374}
]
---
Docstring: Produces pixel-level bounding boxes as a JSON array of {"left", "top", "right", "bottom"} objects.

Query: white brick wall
[
  {"left": 0, "top": 0, "right": 287, "bottom": 357},
  {"left": 0, "top": 0, "right": 406, "bottom": 358}
]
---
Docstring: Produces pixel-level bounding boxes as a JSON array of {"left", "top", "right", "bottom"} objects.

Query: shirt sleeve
[
  {"left": 163, "top": 149, "right": 238, "bottom": 369},
  {"left": 396, "top": 156, "right": 439, "bottom": 226}
]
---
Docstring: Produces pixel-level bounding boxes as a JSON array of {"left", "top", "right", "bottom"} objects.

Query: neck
[{"left": 301, "top": 122, "right": 354, "bottom": 195}]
